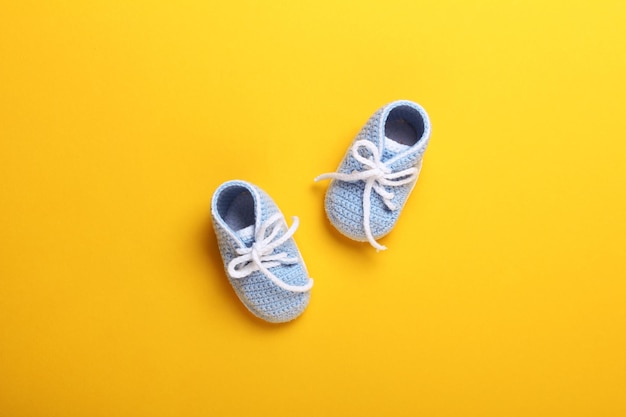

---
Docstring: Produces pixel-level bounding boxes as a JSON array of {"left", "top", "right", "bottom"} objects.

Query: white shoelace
[
  {"left": 315, "top": 139, "right": 419, "bottom": 251},
  {"left": 227, "top": 213, "right": 313, "bottom": 292}
]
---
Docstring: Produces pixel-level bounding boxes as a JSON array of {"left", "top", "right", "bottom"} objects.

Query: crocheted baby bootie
[
  {"left": 211, "top": 180, "right": 313, "bottom": 323},
  {"left": 315, "top": 100, "right": 431, "bottom": 251}
]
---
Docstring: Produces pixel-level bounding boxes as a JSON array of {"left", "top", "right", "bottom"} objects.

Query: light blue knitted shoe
[
  {"left": 315, "top": 100, "right": 431, "bottom": 251},
  {"left": 211, "top": 180, "right": 313, "bottom": 323}
]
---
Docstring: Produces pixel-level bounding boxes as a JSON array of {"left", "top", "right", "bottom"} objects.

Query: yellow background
[{"left": 1, "top": 0, "right": 625, "bottom": 416}]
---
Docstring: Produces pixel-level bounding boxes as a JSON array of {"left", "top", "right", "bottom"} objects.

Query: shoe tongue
[
  {"left": 235, "top": 224, "right": 255, "bottom": 246},
  {"left": 383, "top": 136, "right": 410, "bottom": 160}
]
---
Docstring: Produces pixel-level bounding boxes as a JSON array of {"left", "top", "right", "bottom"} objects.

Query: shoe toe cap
[
  {"left": 233, "top": 266, "right": 311, "bottom": 323},
  {"left": 324, "top": 181, "right": 399, "bottom": 241}
]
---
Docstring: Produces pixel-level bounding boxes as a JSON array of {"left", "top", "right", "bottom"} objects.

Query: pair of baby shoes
[{"left": 211, "top": 100, "right": 431, "bottom": 323}]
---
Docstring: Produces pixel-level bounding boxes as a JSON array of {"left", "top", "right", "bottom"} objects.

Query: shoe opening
[
  {"left": 216, "top": 186, "right": 256, "bottom": 232},
  {"left": 384, "top": 105, "right": 426, "bottom": 147}
]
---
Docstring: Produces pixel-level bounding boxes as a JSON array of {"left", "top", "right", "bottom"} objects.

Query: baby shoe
[
  {"left": 211, "top": 180, "right": 313, "bottom": 323},
  {"left": 315, "top": 100, "right": 431, "bottom": 251}
]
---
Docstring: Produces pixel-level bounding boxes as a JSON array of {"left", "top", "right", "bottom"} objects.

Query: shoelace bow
[
  {"left": 227, "top": 213, "right": 313, "bottom": 292},
  {"left": 315, "top": 139, "right": 419, "bottom": 251}
]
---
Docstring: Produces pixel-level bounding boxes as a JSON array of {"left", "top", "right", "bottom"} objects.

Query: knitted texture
[
  {"left": 211, "top": 180, "right": 311, "bottom": 323},
  {"left": 321, "top": 100, "right": 431, "bottom": 245}
]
